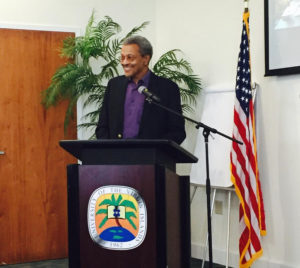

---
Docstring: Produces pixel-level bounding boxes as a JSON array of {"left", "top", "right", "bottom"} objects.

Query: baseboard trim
[{"left": 191, "top": 242, "right": 295, "bottom": 268}]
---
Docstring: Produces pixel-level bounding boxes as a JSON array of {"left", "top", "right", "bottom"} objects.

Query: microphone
[{"left": 138, "top": 86, "right": 161, "bottom": 102}]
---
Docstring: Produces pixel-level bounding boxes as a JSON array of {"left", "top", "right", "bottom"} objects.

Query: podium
[{"left": 60, "top": 139, "right": 197, "bottom": 268}]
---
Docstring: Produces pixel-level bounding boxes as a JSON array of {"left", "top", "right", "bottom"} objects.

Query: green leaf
[
  {"left": 61, "top": 36, "right": 76, "bottom": 59},
  {"left": 121, "top": 21, "right": 150, "bottom": 42},
  {"left": 120, "top": 200, "right": 137, "bottom": 211},
  {"left": 111, "top": 194, "right": 116, "bottom": 205},
  {"left": 126, "top": 211, "right": 137, "bottom": 219},
  {"left": 116, "top": 194, "right": 123, "bottom": 205},
  {"left": 126, "top": 214, "right": 137, "bottom": 230},
  {"left": 99, "top": 199, "right": 113, "bottom": 206},
  {"left": 99, "top": 216, "right": 108, "bottom": 228},
  {"left": 96, "top": 208, "right": 107, "bottom": 215}
]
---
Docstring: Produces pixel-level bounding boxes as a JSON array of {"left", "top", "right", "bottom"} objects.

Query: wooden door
[{"left": 0, "top": 29, "right": 76, "bottom": 264}]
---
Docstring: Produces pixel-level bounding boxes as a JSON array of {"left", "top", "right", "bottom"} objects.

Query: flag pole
[{"left": 244, "top": 0, "right": 249, "bottom": 12}]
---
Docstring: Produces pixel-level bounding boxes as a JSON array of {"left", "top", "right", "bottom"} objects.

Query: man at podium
[{"left": 95, "top": 35, "right": 186, "bottom": 144}]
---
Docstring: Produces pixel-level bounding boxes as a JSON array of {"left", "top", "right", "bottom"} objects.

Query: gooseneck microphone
[{"left": 137, "top": 86, "right": 161, "bottom": 103}]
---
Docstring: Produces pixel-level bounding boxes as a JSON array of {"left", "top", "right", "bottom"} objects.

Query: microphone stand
[{"left": 145, "top": 97, "right": 242, "bottom": 268}]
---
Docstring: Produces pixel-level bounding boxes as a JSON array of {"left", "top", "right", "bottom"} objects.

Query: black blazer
[{"left": 95, "top": 71, "right": 186, "bottom": 144}]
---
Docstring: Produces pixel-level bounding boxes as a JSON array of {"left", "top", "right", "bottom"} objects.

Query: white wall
[
  {"left": 0, "top": 0, "right": 155, "bottom": 34},
  {"left": 155, "top": 0, "right": 300, "bottom": 267},
  {"left": 2, "top": 0, "right": 300, "bottom": 267}
]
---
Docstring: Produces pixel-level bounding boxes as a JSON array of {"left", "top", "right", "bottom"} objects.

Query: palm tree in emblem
[{"left": 96, "top": 194, "right": 137, "bottom": 230}]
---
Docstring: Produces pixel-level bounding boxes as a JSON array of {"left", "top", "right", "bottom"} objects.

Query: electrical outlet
[{"left": 214, "top": 200, "right": 223, "bottom": 215}]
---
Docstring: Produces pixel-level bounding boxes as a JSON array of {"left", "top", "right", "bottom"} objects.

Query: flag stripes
[{"left": 230, "top": 11, "right": 266, "bottom": 268}]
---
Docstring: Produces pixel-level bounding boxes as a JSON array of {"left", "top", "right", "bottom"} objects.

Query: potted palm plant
[{"left": 42, "top": 12, "right": 202, "bottom": 139}]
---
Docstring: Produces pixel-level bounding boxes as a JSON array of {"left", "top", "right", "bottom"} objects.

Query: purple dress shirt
[{"left": 123, "top": 71, "right": 151, "bottom": 138}]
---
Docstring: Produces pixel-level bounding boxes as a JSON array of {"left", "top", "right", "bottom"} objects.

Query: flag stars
[{"left": 235, "top": 22, "right": 253, "bottom": 115}]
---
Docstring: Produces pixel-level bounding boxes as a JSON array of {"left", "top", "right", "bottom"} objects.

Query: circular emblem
[{"left": 87, "top": 185, "right": 147, "bottom": 250}]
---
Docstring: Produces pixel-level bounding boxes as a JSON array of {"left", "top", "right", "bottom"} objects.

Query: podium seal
[{"left": 87, "top": 185, "right": 147, "bottom": 250}]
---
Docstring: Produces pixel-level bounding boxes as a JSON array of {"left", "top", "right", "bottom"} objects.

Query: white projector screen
[{"left": 265, "top": 0, "right": 300, "bottom": 75}]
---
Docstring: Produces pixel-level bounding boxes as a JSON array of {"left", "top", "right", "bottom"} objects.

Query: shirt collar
[
  {"left": 140, "top": 70, "right": 151, "bottom": 87},
  {"left": 127, "top": 70, "right": 151, "bottom": 88}
]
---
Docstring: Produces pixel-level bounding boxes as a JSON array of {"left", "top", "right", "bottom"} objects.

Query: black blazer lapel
[{"left": 112, "top": 76, "right": 128, "bottom": 134}]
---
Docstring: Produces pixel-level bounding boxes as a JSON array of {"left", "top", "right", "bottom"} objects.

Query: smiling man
[{"left": 95, "top": 36, "right": 186, "bottom": 144}]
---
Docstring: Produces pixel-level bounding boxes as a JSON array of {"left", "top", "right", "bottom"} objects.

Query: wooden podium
[{"left": 60, "top": 139, "right": 197, "bottom": 268}]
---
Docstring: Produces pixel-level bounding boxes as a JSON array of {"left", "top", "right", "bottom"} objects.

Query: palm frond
[
  {"left": 107, "top": 38, "right": 123, "bottom": 59},
  {"left": 121, "top": 21, "right": 150, "bottom": 42},
  {"left": 95, "top": 16, "right": 121, "bottom": 40},
  {"left": 153, "top": 50, "right": 193, "bottom": 74},
  {"left": 77, "top": 122, "right": 97, "bottom": 140},
  {"left": 120, "top": 200, "right": 137, "bottom": 211},
  {"left": 125, "top": 214, "right": 137, "bottom": 230},
  {"left": 82, "top": 91, "right": 106, "bottom": 110},
  {"left": 125, "top": 211, "right": 137, "bottom": 219},
  {"left": 99, "top": 199, "right": 114, "bottom": 206},
  {"left": 80, "top": 110, "right": 100, "bottom": 123},
  {"left": 96, "top": 208, "right": 107, "bottom": 215},
  {"left": 181, "top": 103, "right": 194, "bottom": 114},
  {"left": 42, "top": 63, "right": 80, "bottom": 108},
  {"left": 85, "top": 9, "right": 96, "bottom": 36},
  {"left": 116, "top": 194, "right": 123, "bottom": 205},
  {"left": 97, "top": 59, "right": 120, "bottom": 81},
  {"left": 99, "top": 216, "right": 108, "bottom": 228},
  {"left": 80, "top": 15, "right": 122, "bottom": 62},
  {"left": 77, "top": 122, "right": 98, "bottom": 129},
  {"left": 60, "top": 36, "right": 76, "bottom": 59},
  {"left": 111, "top": 194, "right": 116, "bottom": 205},
  {"left": 153, "top": 50, "right": 202, "bottom": 113}
]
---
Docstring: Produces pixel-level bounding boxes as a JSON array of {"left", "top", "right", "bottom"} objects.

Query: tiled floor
[{"left": 2, "top": 258, "right": 227, "bottom": 267}]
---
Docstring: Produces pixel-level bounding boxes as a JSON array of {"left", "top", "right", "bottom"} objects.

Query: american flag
[{"left": 230, "top": 11, "right": 266, "bottom": 268}]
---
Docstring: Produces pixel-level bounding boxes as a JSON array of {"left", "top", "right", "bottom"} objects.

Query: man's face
[{"left": 120, "top": 44, "right": 150, "bottom": 82}]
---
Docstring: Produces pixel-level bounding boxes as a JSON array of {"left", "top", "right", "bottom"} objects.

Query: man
[{"left": 95, "top": 36, "right": 186, "bottom": 144}]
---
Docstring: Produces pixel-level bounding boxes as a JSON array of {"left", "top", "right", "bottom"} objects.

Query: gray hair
[{"left": 123, "top": 36, "right": 153, "bottom": 59}]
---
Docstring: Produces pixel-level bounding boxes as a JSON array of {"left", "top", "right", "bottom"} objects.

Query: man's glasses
[{"left": 120, "top": 54, "right": 138, "bottom": 63}]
